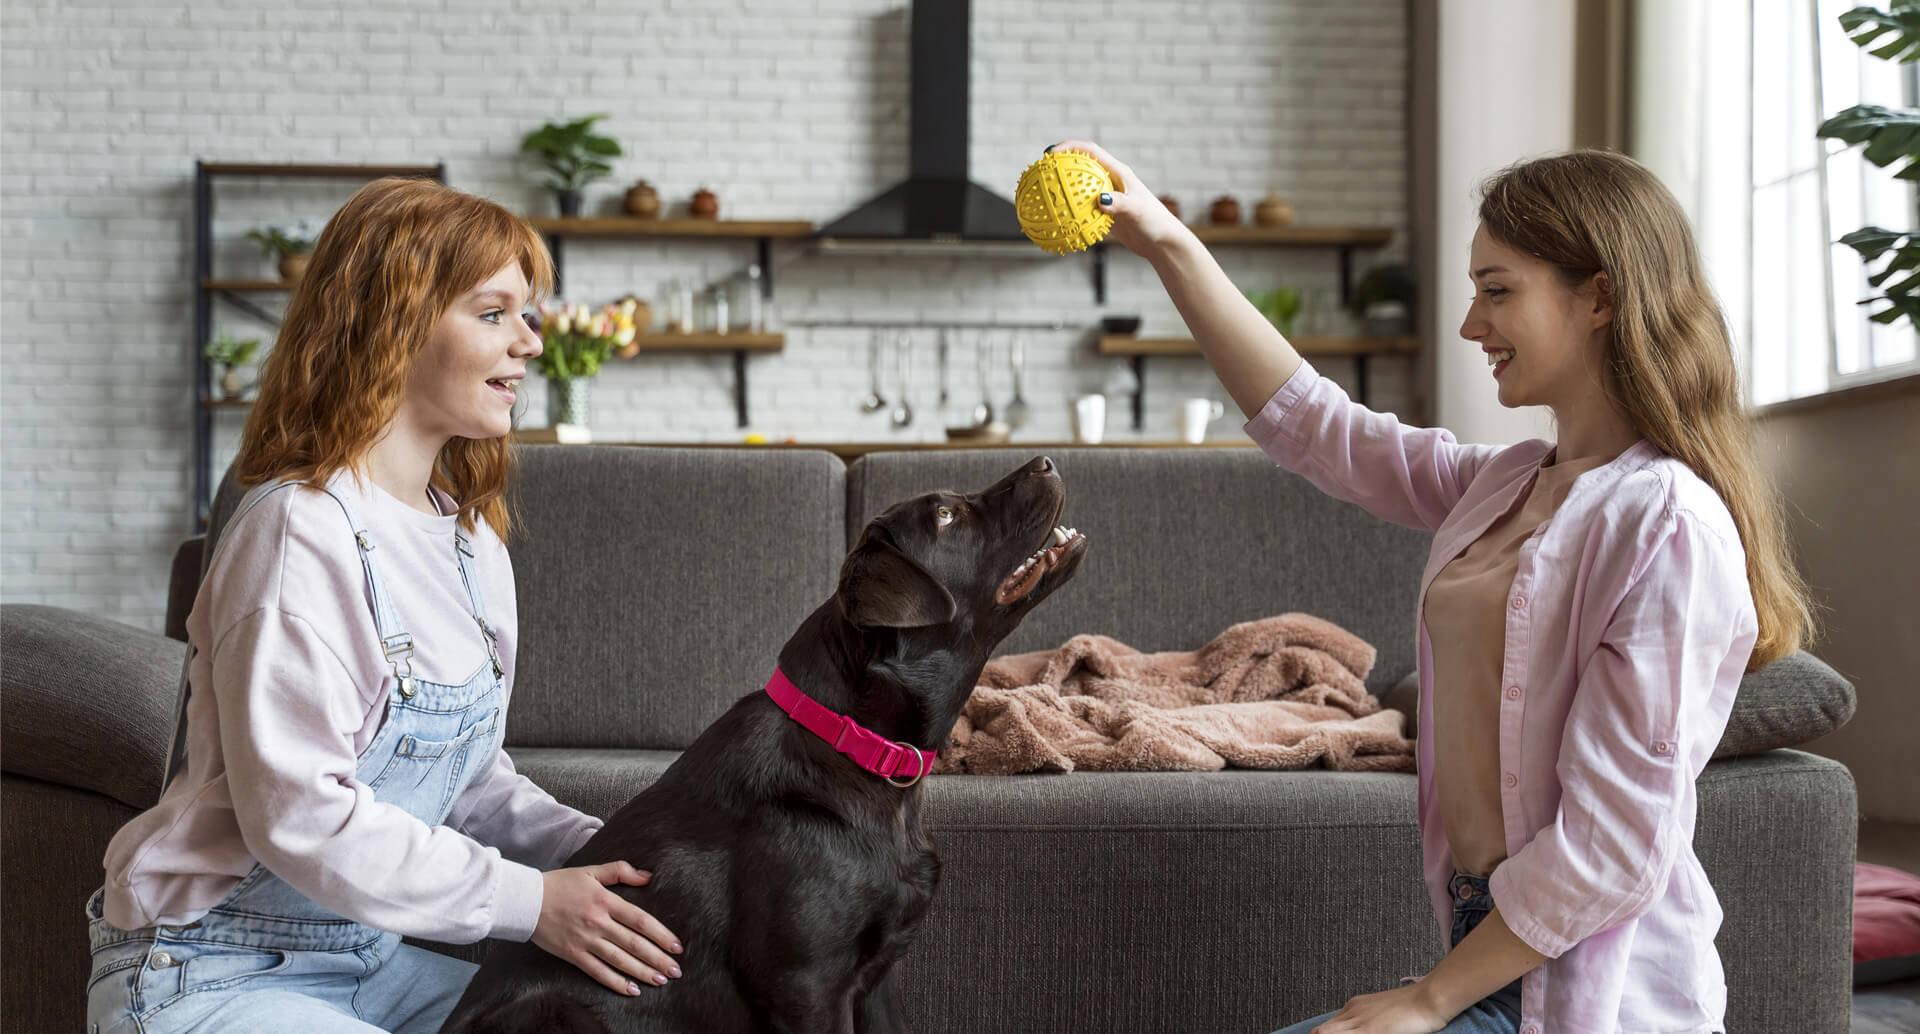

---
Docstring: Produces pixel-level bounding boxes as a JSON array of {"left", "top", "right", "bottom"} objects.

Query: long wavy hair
[
  {"left": 233, "top": 177, "right": 553, "bottom": 540},
  {"left": 1477, "top": 150, "right": 1815, "bottom": 668}
]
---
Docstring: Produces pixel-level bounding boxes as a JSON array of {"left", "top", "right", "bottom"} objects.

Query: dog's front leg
[{"left": 853, "top": 969, "right": 909, "bottom": 1034}]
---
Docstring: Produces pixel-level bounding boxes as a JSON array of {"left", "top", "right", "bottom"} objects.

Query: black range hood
[{"left": 814, "top": 0, "right": 1024, "bottom": 244}]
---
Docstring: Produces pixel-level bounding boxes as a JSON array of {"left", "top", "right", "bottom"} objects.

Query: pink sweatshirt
[
  {"left": 1244, "top": 362, "right": 1755, "bottom": 1034},
  {"left": 101, "top": 470, "right": 600, "bottom": 943}
]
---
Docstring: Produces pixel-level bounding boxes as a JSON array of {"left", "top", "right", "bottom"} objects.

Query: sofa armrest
[{"left": 0, "top": 604, "right": 181, "bottom": 809}]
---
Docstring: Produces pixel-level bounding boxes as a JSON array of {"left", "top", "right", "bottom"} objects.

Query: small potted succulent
[
  {"left": 204, "top": 331, "right": 262, "bottom": 400},
  {"left": 246, "top": 220, "right": 319, "bottom": 281},
  {"left": 1247, "top": 286, "right": 1304, "bottom": 337},
  {"left": 1349, "top": 263, "right": 1416, "bottom": 335},
  {"left": 520, "top": 114, "right": 623, "bottom": 218}
]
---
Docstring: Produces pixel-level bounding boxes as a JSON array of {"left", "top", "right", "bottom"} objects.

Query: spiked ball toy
[{"left": 1015, "top": 150, "right": 1115, "bottom": 255}]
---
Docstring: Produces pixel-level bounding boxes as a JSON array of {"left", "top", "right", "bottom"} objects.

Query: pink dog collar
[{"left": 764, "top": 668, "right": 937, "bottom": 788}]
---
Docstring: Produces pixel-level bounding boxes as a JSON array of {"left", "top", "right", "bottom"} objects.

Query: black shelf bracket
[{"left": 734, "top": 350, "right": 750, "bottom": 428}]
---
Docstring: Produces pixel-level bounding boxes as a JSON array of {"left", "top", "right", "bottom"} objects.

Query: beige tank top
[{"left": 1423, "top": 449, "right": 1609, "bottom": 877}]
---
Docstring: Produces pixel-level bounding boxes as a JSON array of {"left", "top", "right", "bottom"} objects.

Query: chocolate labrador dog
[{"left": 442, "top": 455, "right": 1089, "bottom": 1034}]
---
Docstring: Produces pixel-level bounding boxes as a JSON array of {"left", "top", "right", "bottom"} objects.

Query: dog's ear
[{"left": 836, "top": 535, "right": 957, "bottom": 629}]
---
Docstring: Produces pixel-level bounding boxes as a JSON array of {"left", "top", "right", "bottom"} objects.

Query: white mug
[
  {"left": 1071, "top": 394, "right": 1107, "bottom": 444},
  {"left": 1179, "top": 397, "right": 1226, "bottom": 443}
]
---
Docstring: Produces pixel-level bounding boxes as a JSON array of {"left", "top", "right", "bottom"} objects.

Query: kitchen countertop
[{"left": 510, "top": 431, "right": 1258, "bottom": 461}]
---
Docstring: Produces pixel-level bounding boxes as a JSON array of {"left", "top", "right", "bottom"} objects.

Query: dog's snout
[{"left": 1028, "top": 456, "right": 1054, "bottom": 476}]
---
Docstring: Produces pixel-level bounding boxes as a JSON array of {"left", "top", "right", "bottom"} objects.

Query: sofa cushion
[
  {"left": 0, "top": 605, "right": 180, "bottom": 809},
  {"left": 1713, "top": 650, "right": 1856, "bottom": 758},
  {"left": 505, "top": 745, "right": 1854, "bottom": 1034},
  {"left": 1381, "top": 650, "right": 1855, "bottom": 759},
  {"left": 503, "top": 446, "right": 847, "bottom": 749},
  {"left": 847, "top": 448, "right": 1431, "bottom": 696}
]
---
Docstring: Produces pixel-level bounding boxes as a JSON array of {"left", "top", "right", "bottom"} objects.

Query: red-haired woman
[{"left": 86, "top": 178, "right": 683, "bottom": 1033}]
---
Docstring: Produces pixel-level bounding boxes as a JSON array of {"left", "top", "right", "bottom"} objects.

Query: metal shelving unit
[{"left": 190, "top": 160, "right": 445, "bottom": 530}]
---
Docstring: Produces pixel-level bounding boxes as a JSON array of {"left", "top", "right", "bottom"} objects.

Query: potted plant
[
  {"left": 1349, "top": 262, "right": 1416, "bottom": 335},
  {"left": 520, "top": 114, "right": 623, "bottom": 218},
  {"left": 1246, "top": 286, "right": 1304, "bottom": 337},
  {"left": 245, "top": 220, "right": 318, "bottom": 281},
  {"left": 1815, "top": 3, "right": 1920, "bottom": 330},
  {"left": 204, "top": 332, "right": 261, "bottom": 400},
  {"left": 533, "top": 298, "right": 638, "bottom": 427}
]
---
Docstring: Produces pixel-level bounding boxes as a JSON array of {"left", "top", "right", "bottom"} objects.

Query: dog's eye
[{"left": 935, "top": 505, "right": 955, "bottom": 527}]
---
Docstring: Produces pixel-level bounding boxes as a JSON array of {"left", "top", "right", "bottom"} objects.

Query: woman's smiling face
[
  {"left": 1458, "top": 223, "right": 1612, "bottom": 411},
  {"left": 401, "top": 261, "right": 543, "bottom": 442}
]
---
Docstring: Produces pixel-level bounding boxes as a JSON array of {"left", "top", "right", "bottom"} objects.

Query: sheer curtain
[{"left": 1631, "top": 0, "right": 1918, "bottom": 406}]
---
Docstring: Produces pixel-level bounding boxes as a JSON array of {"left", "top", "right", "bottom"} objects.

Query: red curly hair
[{"left": 233, "top": 177, "right": 553, "bottom": 540}]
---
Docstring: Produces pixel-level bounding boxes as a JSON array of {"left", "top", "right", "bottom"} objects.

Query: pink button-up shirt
[{"left": 1245, "top": 362, "right": 1755, "bottom": 1034}]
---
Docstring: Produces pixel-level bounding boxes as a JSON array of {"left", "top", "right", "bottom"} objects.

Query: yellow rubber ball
[{"left": 1015, "top": 151, "right": 1115, "bottom": 256}]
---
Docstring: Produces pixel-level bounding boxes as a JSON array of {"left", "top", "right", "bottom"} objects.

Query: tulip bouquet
[{"left": 533, "top": 298, "right": 640, "bottom": 381}]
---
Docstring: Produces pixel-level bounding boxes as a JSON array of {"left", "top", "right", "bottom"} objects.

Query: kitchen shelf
[
  {"left": 525, "top": 217, "right": 814, "bottom": 239},
  {"left": 1088, "top": 223, "right": 1394, "bottom": 305},
  {"left": 1096, "top": 334, "right": 1420, "bottom": 430},
  {"left": 527, "top": 216, "right": 814, "bottom": 299},
  {"left": 510, "top": 436, "right": 1261, "bottom": 459},
  {"left": 625, "top": 332, "right": 784, "bottom": 352},
  {"left": 201, "top": 279, "right": 295, "bottom": 292},
  {"left": 191, "top": 159, "right": 448, "bottom": 530},
  {"left": 199, "top": 162, "right": 442, "bottom": 179},
  {"left": 618, "top": 332, "right": 785, "bottom": 428},
  {"left": 1097, "top": 334, "right": 1418, "bottom": 357}
]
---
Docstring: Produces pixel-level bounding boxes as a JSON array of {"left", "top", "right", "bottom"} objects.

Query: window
[{"left": 1746, "top": 0, "right": 1919, "bottom": 405}]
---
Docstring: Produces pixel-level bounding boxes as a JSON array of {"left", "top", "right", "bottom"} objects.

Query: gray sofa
[{"left": 2, "top": 446, "right": 1858, "bottom": 1033}]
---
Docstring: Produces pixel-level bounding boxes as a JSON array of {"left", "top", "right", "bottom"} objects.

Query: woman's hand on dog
[{"left": 533, "top": 860, "right": 685, "bottom": 996}]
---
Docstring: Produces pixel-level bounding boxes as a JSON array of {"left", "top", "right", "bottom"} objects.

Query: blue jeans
[
  {"left": 85, "top": 887, "right": 478, "bottom": 1033},
  {"left": 1269, "top": 872, "right": 1523, "bottom": 1034}
]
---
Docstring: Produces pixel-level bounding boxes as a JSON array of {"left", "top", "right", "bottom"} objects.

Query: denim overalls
[{"left": 85, "top": 479, "right": 507, "bottom": 1033}]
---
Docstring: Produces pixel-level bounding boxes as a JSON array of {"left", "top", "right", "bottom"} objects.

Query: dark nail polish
[
  {"left": 1098, "top": 193, "right": 1112, "bottom": 206},
  {"left": 1044, "top": 143, "right": 1057, "bottom": 153}
]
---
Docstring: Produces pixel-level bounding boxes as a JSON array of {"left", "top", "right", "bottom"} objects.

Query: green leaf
[{"left": 1838, "top": 3, "right": 1920, "bottom": 63}]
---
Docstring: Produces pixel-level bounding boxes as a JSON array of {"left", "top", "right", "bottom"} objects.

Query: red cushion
[{"left": 1854, "top": 862, "right": 1920, "bottom": 964}]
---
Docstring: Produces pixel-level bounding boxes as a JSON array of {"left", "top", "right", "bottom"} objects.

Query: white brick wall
[{"left": 1, "top": 0, "right": 1410, "bottom": 632}]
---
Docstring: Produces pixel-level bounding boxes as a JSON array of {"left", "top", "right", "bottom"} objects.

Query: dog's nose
[{"left": 1028, "top": 456, "right": 1054, "bottom": 475}]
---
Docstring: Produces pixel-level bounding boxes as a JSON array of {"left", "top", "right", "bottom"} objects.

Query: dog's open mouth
[{"left": 995, "top": 524, "right": 1087, "bottom": 606}]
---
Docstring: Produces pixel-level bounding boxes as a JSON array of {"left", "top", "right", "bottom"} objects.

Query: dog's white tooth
[{"left": 1052, "top": 526, "right": 1069, "bottom": 546}]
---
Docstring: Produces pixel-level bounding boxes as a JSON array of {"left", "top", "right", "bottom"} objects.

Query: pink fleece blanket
[{"left": 935, "top": 613, "right": 1414, "bottom": 775}]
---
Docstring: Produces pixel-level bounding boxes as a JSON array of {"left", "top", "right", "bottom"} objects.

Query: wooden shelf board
[
  {"left": 204, "top": 279, "right": 296, "bottom": 292},
  {"left": 1098, "top": 334, "right": 1418, "bottom": 357},
  {"left": 527, "top": 217, "right": 815, "bottom": 239},
  {"left": 625, "top": 332, "right": 784, "bottom": 353},
  {"left": 201, "top": 397, "right": 255, "bottom": 410},
  {"left": 510, "top": 437, "right": 1259, "bottom": 457},
  {"left": 1186, "top": 225, "right": 1394, "bottom": 246},
  {"left": 201, "top": 162, "right": 440, "bottom": 179}
]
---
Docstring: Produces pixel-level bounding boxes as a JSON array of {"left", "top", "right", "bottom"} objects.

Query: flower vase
[{"left": 547, "top": 377, "right": 591, "bottom": 427}]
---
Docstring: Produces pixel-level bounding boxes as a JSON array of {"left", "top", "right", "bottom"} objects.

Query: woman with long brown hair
[
  {"left": 85, "top": 178, "right": 686, "bottom": 1032},
  {"left": 1053, "top": 141, "right": 1810, "bottom": 1034}
]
